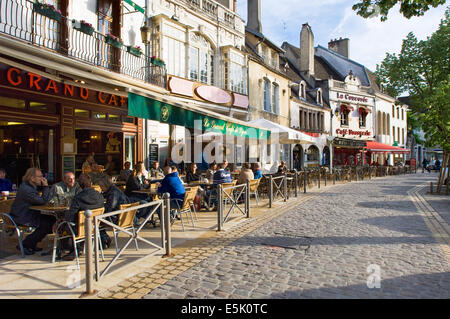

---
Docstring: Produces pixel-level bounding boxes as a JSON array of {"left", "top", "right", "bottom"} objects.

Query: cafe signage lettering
[
  {"left": 0, "top": 64, "right": 127, "bottom": 107},
  {"left": 336, "top": 128, "right": 371, "bottom": 136},
  {"left": 336, "top": 92, "right": 370, "bottom": 104}
]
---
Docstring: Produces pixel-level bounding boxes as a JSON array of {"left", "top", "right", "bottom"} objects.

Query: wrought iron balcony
[{"left": 0, "top": 0, "right": 166, "bottom": 89}]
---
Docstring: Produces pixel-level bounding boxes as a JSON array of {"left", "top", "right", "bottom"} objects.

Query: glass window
[
  {"left": 93, "top": 112, "right": 106, "bottom": 119},
  {"left": 189, "top": 47, "right": 199, "bottom": 81},
  {"left": 229, "top": 51, "right": 246, "bottom": 94},
  {"left": 29, "top": 101, "right": 56, "bottom": 113},
  {"left": 0, "top": 97, "right": 25, "bottom": 109},
  {"left": 124, "top": 135, "right": 135, "bottom": 165},
  {"left": 341, "top": 110, "right": 349, "bottom": 126},
  {"left": 75, "top": 109, "right": 90, "bottom": 117},
  {"left": 263, "top": 79, "right": 271, "bottom": 112},
  {"left": 189, "top": 34, "right": 214, "bottom": 84},
  {"left": 162, "top": 35, "right": 186, "bottom": 78},
  {"left": 108, "top": 114, "right": 121, "bottom": 121},
  {"left": 359, "top": 112, "right": 367, "bottom": 127},
  {"left": 123, "top": 116, "right": 135, "bottom": 124},
  {"left": 272, "top": 83, "right": 279, "bottom": 114}
]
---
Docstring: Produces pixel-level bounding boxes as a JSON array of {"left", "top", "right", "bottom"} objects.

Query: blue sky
[{"left": 236, "top": 0, "right": 448, "bottom": 71}]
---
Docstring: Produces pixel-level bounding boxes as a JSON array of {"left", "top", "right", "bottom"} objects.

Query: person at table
[
  {"left": 118, "top": 161, "right": 132, "bottom": 181},
  {"left": 9, "top": 168, "right": 54, "bottom": 255},
  {"left": 213, "top": 161, "right": 232, "bottom": 185},
  {"left": 125, "top": 162, "right": 150, "bottom": 200},
  {"left": 62, "top": 174, "right": 107, "bottom": 259},
  {"left": 157, "top": 166, "right": 185, "bottom": 201},
  {"left": 205, "top": 162, "right": 217, "bottom": 182},
  {"left": 82, "top": 154, "right": 96, "bottom": 174},
  {"left": 98, "top": 175, "right": 131, "bottom": 224},
  {"left": 149, "top": 161, "right": 164, "bottom": 178},
  {"left": 237, "top": 163, "right": 254, "bottom": 185},
  {"left": 185, "top": 163, "right": 201, "bottom": 184},
  {"left": 48, "top": 171, "right": 81, "bottom": 204},
  {"left": 0, "top": 168, "right": 13, "bottom": 192},
  {"left": 104, "top": 155, "right": 117, "bottom": 176},
  {"left": 253, "top": 163, "right": 263, "bottom": 180},
  {"left": 277, "top": 161, "right": 287, "bottom": 174}
]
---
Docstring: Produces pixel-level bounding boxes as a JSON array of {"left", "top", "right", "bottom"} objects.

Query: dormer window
[{"left": 300, "top": 81, "right": 306, "bottom": 99}]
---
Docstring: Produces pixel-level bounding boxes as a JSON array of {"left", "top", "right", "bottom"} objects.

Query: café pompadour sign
[{"left": 0, "top": 63, "right": 127, "bottom": 107}]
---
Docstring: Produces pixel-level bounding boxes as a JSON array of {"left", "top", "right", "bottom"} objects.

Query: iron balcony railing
[{"left": 0, "top": 0, "right": 166, "bottom": 89}]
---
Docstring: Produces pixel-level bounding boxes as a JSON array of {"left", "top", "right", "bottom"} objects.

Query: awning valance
[
  {"left": 359, "top": 105, "right": 372, "bottom": 113},
  {"left": 128, "top": 92, "right": 270, "bottom": 140},
  {"left": 248, "top": 118, "right": 316, "bottom": 144},
  {"left": 340, "top": 104, "right": 354, "bottom": 112},
  {"left": 365, "top": 141, "right": 410, "bottom": 153}
]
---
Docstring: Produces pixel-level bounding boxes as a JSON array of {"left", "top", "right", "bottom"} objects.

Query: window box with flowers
[
  {"left": 33, "top": 1, "right": 62, "bottom": 22},
  {"left": 126, "top": 45, "right": 143, "bottom": 57},
  {"left": 151, "top": 56, "right": 165, "bottom": 67},
  {"left": 105, "top": 33, "right": 123, "bottom": 49},
  {"left": 72, "top": 19, "right": 94, "bottom": 36}
]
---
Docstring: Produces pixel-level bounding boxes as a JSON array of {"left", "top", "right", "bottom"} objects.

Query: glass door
[{"left": 124, "top": 135, "right": 136, "bottom": 168}]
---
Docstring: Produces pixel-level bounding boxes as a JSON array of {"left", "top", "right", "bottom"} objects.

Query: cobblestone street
[{"left": 137, "top": 173, "right": 449, "bottom": 299}]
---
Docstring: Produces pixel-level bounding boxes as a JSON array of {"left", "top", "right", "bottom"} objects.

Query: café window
[
  {"left": 29, "top": 101, "right": 56, "bottom": 113},
  {"left": 359, "top": 111, "right": 367, "bottom": 128},
  {"left": 0, "top": 97, "right": 26, "bottom": 109},
  {"left": 108, "top": 114, "right": 121, "bottom": 121},
  {"left": 162, "top": 25, "right": 186, "bottom": 78},
  {"left": 75, "top": 109, "right": 90, "bottom": 117},
  {"left": 189, "top": 34, "right": 214, "bottom": 85}
]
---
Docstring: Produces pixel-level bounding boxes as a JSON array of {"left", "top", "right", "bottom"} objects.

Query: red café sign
[
  {"left": 0, "top": 64, "right": 127, "bottom": 107},
  {"left": 336, "top": 128, "right": 371, "bottom": 136}
]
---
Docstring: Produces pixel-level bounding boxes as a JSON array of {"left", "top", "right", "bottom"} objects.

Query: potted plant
[
  {"left": 33, "top": 1, "right": 62, "bottom": 22},
  {"left": 151, "top": 56, "right": 165, "bottom": 67},
  {"left": 105, "top": 33, "right": 123, "bottom": 49},
  {"left": 126, "top": 45, "right": 143, "bottom": 57},
  {"left": 72, "top": 19, "right": 94, "bottom": 36}
]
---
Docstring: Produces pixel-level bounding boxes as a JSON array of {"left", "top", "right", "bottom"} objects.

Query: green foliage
[
  {"left": 353, "top": 0, "right": 446, "bottom": 21},
  {"left": 376, "top": 8, "right": 450, "bottom": 150}
]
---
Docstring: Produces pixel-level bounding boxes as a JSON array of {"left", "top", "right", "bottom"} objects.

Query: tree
[
  {"left": 375, "top": 8, "right": 450, "bottom": 151},
  {"left": 353, "top": 0, "right": 446, "bottom": 21}
]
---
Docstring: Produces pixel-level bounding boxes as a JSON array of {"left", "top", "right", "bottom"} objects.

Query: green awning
[
  {"left": 123, "top": 0, "right": 145, "bottom": 14},
  {"left": 128, "top": 92, "right": 270, "bottom": 140}
]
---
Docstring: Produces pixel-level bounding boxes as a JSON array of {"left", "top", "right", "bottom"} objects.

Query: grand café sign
[{"left": 0, "top": 63, "right": 127, "bottom": 107}]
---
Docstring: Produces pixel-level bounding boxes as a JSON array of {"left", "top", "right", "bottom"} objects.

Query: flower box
[
  {"left": 105, "top": 34, "right": 123, "bottom": 49},
  {"left": 126, "top": 45, "right": 143, "bottom": 57},
  {"left": 72, "top": 20, "right": 94, "bottom": 36},
  {"left": 33, "top": 2, "right": 62, "bottom": 22},
  {"left": 151, "top": 57, "right": 165, "bottom": 67}
]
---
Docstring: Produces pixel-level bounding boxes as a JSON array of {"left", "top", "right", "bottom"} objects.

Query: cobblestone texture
[{"left": 98, "top": 173, "right": 450, "bottom": 299}]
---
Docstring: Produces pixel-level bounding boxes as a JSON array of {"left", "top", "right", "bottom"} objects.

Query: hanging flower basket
[
  {"left": 33, "top": 1, "right": 62, "bottom": 22},
  {"left": 126, "top": 45, "right": 143, "bottom": 57},
  {"left": 151, "top": 56, "right": 165, "bottom": 67},
  {"left": 105, "top": 33, "right": 123, "bottom": 49},
  {"left": 72, "top": 19, "right": 94, "bottom": 36}
]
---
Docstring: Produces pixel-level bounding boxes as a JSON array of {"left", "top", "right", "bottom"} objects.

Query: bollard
[
  {"left": 269, "top": 175, "right": 273, "bottom": 208},
  {"left": 333, "top": 172, "right": 336, "bottom": 185},
  {"left": 217, "top": 184, "right": 223, "bottom": 231},
  {"left": 324, "top": 171, "right": 327, "bottom": 187},
  {"left": 81, "top": 210, "right": 96, "bottom": 297},
  {"left": 304, "top": 171, "right": 307, "bottom": 193},
  {"left": 284, "top": 173, "right": 288, "bottom": 201},
  {"left": 163, "top": 193, "right": 173, "bottom": 257},
  {"left": 245, "top": 180, "right": 250, "bottom": 218},
  {"left": 294, "top": 172, "right": 298, "bottom": 197}
]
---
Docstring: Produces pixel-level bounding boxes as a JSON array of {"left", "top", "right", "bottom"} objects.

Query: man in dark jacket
[
  {"left": 98, "top": 175, "right": 131, "bottom": 224},
  {"left": 0, "top": 168, "right": 13, "bottom": 192},
  {"left": 10, "top": 168, "right": 54, "bottom": 255}
]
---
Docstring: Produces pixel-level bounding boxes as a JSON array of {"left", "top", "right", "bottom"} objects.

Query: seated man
[
  {"left": 63, "top": 174, "right": 107, "bottom": 259},
  {"left": 277, "top": 161, "right": 287, "bottom": 174},
  {"left": 10, "top": 168, "right": 54, "bottom": 255},
  {"left": 118, "top": 161, "right": 132, "bottom": 181},
  {"left": 157, "top": 166, "right": 186, "bottom": 221},
  {"left": 204, "top": 162, "right": 233, "bottom": 209},
  {"left": 98, "top": 175, "right": 131, "bottom": 224},
  {"left": 48, "top": 171, "right": 81, "bottom": 204},
  {"left": 0, "top": 168, "right": 12, "bottom": 192},
  {"left": 237, "top": 163, "right": 254, "bottom": 185},
  {"left": 253, "top": 163, "right": 263, "bottom": 180},
  {"left": 149, "top": 161, "right": 164, "bottom": 178}
]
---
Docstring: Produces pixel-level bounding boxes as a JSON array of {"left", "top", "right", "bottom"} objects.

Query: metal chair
[
  {"left": 113, "top": 202, "right": 140, "bottom": 253},
  {"left": 52, "top": 207, "right": 105, "bottom": 269},
  {"left": 172, "top": 186, "right": 199, "bottom": 231},
  {"left": 249, "top": 179, "right": 261, "bottom": 207}
]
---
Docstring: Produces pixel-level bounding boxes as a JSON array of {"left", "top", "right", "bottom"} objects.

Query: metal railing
[
  {"left": 82, "top": 196, "right": 172, "bottom": 295},
  {"left": 268, "top": 174, "right": 288, "bottom": 208},
  {"left": 217, "top": 182, "right": 250, "bottom": 231},
  {"left": 0, "top": 0, "right": 166, "bottom": 88}
]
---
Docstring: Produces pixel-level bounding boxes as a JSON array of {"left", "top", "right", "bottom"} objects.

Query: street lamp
[{"left": 140, "top": 26, "right": 151, "bottom": 44}]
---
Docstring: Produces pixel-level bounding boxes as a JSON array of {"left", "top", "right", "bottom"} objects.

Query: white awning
[{"left": 248, "top": 118, "right": 316, "bottom": 144}]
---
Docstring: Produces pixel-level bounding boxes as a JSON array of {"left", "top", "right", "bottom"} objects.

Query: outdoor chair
[
  {"left": 113, "top": 202, "right": 141, "bottom": 253},
  {"left": 52, "top": 207, "right": 105, "bottom": 269},
  {"left": 249, "top": 179, "right": 261, "bottom": 207},
  {"left": 172, "top": 186, "right": 198, "bottom": 231},
  {"left": 0, "top": 199, "right": 38, "bottom": 258}
]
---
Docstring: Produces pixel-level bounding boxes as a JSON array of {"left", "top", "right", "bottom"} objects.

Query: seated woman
[
  {"left": 63, "top": 174, "right": 107, "bottom": 260},
  {"left": 125, "top": 162, "right": 150, "bottom": 200},
  {"left": 10, "top": 168, "right": 54, "bottom": 255},
  {"left": 185, "top": 163, "right": 201, "bottom": 184}
]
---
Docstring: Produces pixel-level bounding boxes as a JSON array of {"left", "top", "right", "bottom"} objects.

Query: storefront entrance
[{"left": 293, "top": 144, "right": 303, "bottom": 170}]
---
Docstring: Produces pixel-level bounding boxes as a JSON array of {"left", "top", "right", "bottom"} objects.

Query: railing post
[
  {"left": 356, "top": 168, "right": 358, "bottom": 181},
  {"left": 283, "top": 173, "right": 288, "bottom": 201},
  {"left": 304, "top": 171, "right": 307, "bottom": 193},
  {"left": 163, "top": 193, "right": 173, "bottom": 257},
  {"left": 269, "top": 175, "right": 273, "bottom": 208},
  {"left": 245, "top": 181, "right": 250, "bottom": 218},
  {"left": 81, "top": 209, "right": 96, "bottom": 297},
  {"left": 294, "top": 172, "right": 298, "bottom": 197},
  {"left": 317, "top": 170, "right": 320, "bottom": 189},
  {"left": 217, "top": 185, "right": 223, "bottom": 231},
  {"left": 324, "top": 170, "right": 327, "bottom": 187}
]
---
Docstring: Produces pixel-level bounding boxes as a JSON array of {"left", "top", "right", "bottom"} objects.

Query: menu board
[
  {"left": 63, "top": 156, "right": 75, "bottom": 173},
  {"left": 149, "top": 143, "right": 159, "bottom": 165}
]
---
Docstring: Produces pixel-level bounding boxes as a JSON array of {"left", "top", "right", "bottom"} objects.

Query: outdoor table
[
  {"left": 132, "top": 188, "right": 160, "bottom": 200},
  {"left": 146, "top": 178, "right": 164, "bottom": 184},
  {"left": 113, "top": 181, "right": 126, "bottom": 186}
]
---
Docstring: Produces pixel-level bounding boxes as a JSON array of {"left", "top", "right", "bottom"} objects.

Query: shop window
[
  {"left": 93, "top": 112, "right": 106, "bottom": 120},
  {"left": 108, "top": 114, "right": 121, "bottom": 121},
  {"left": 29, "top": 101, "right": 56, "bottom": 113},
  {"left": 75, "top": 109, "right": 90, "bottom": 117},
  {"left": 0, "top": 97, "right": 26, "bottom": 109}
]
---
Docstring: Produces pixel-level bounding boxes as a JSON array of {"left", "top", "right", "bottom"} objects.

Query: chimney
[
  {"left": 328, "top": 37, "right": 350, "bottom": 58},
  {"left": 247, "top": 0, "right": 262, "bottom": 33},
  {"left": 300, "top": 23, "right": 314, "bottom": 77}
]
